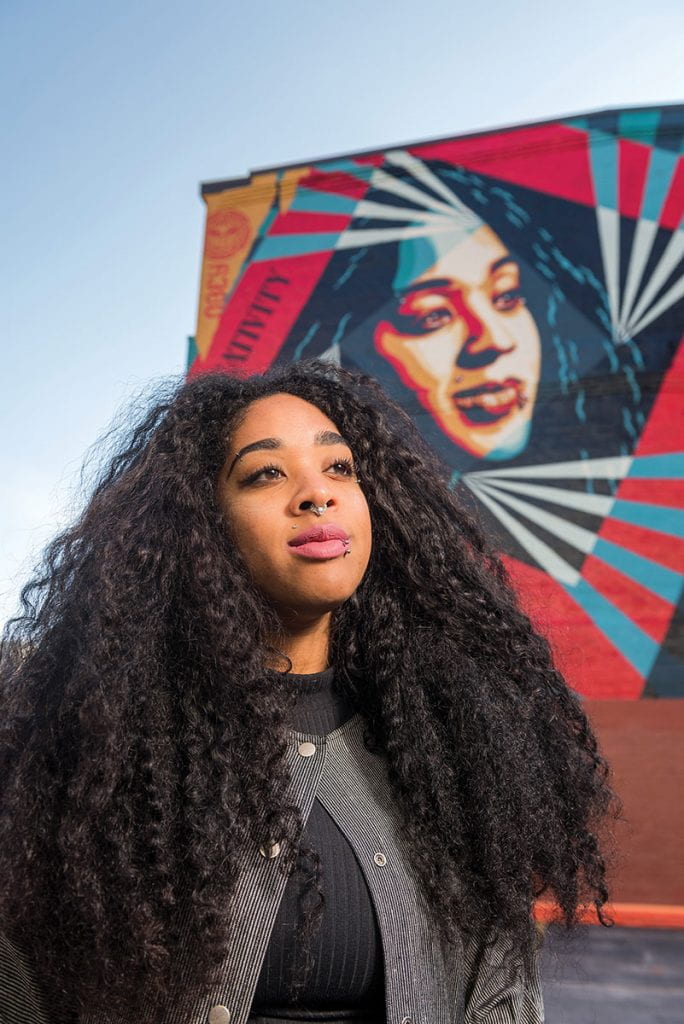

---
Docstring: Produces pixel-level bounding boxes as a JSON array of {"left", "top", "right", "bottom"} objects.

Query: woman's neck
[{"left": 270, "top": 610, "right": 331, "bottom": 674}]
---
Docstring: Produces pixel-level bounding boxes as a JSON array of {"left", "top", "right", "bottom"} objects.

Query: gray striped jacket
[{"left": 0, "top": 714, "right": 544, "bottom": 1024}]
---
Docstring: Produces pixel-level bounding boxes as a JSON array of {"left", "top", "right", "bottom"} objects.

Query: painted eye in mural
[
  {"left": 492, "top": 288, "right": 527, "bottom": 313},
  {"left": 391, "top": 305, "right": 453, "bottom": 335},
  {"left": 415, "top": 307, "right": 453, "bottom": 332}
]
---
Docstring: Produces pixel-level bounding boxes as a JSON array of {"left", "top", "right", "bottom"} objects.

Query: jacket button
[
  {"left": 208, "top": 1007, "right": 231, "bottom": 1024},
  {"left": 259, "top": 841, "right": 281, "bottom": 859},
  {"left": 298, "top": 741, "right": 317, "bottom": 757},
  {"left": 374, "top": 852, "right": 387, "bottom": 866},
  {"left": 401, "top": 1017, "right": 413, "bottom": 1024}
]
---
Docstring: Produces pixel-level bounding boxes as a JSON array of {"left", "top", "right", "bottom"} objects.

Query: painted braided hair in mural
[{"left": 191, "top": 106, "right": 684, "bottom": 698}]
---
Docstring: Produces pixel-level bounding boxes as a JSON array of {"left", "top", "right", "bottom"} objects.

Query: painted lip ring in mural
[{"left": 451, "top": 377, "right": 528, "bottom": 422}]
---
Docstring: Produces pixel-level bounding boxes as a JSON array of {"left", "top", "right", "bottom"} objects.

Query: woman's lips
[
  {"left": 451, "top": 378, "right": 526, "bottom": 424},
  {"left": 287, "top": 523, "right": 351, "bottom": 560}
]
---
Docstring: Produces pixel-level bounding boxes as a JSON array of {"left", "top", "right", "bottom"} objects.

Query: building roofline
[{"left": 199, "top": 99, "right": 683, "bottom": 196}]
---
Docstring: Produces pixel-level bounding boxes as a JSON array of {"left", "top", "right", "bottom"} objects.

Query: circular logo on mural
[{"left": 205, "top": 210, "right": 251, "bottom": 260}]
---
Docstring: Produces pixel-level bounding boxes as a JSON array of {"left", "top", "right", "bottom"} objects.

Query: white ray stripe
[
  {"left": 481, "top": 477, "right": 615, "bottom": 517},
  {"left": 628, "top": 272, "right": 684, "bottom": 337},
  {"left": 468, "top": 454, "right": 632, "bottom": 481},
  {"left": 625, "top": 229, "right": 684, "bottom": 334},
  {"left": 319, "top": 341, "right": 341, "bottom": 366},
  {"left": 476, "top": 481, "right": 598, "bottom": 555},
  {"left": 353, "top": 199, "right": 455, "bottom": 224},
  {"left": 467, "top": 480, "right": 580, "bottom": 585},
  {"left": 619, "top": 218, "right": 658, "bottom": 330},
  {"left": 596, "top": 206, "right": 621, "bottom": 338},
  {"left": 385, "top": 150, "right": 482, "bottom": 219},
  {"left": 336, "top": 222, "right": 464, "bottom": 249},
  {"left": 370, "top": 167, "right": 468, "bottom": 217}
]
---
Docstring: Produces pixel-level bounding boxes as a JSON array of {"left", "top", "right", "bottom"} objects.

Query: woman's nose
[
  {"left": 291, "top": 478, "right": 335, "bottom": 516},
  {"left": 453, "top": 296, "right": 514, "bottom": 369}
]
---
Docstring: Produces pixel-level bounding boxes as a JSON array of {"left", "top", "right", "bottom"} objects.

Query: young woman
[{"left": 0, "top": 361, "right": 613, "bottom": 1023}]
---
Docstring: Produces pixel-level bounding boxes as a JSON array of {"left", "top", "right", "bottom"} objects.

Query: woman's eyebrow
[
  {"left": 397, "top": 278, "right": 451, "bottom": 297},
  {"left": 490, "top": 255, "right": 517, "bottom": 273},
  {"left": 227, "top": 430, "right": 349, "bottom": 477},
  {"left": 315, "top": 430, "right": 349, "bottom": 447},
  {"left": 228, "top": 437, "right": 280, "bottom": 475},
  {"left": 397, "top": 257, "right": 518, "bottom": 300}
]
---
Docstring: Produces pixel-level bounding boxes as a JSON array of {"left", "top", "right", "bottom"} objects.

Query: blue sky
[{"left": 1, "top": 0, "right": 683, "bottom": 623}]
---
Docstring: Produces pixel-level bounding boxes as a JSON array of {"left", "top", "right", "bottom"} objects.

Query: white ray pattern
[
  {"left": 336, "top": 221, "right": 472, "bottom": 250},
  {"left": 368, "top": 167, "right": 465, "bottom": 218},
  {"left": 474, "top": 480, "right": 598, "bottom": 554},
  {"left": 384, "top": 150, "right": 484, "bottom": 223},
  {"left": 624, "top": 226, "right": 684, "bottom": 333},
  {"left": 468, "top": 454, "right": 632, "bottom": 480},
  {"left": 467, "top": 479, "right": 581, "bottom": 586},
  {"left": 596, "top": 206, "right": 621, "bottom": 339},
  {"left": 463, "top": 453, "right": 635, "bottom": 585},
  {"left": 329, "top": 151, "right": 484, "bottom": 253},
  {"left": 629, "top": 264, "right": 684, "bottom": 337},
  {"left": 478, "top": 477, "right": 615, "bottom": 517},
  {"left": 353, "top": 200, "right": 456, "bottom": 224},
  {"left": 595, "top": 134, "right": 684, "bottom": 343},
  {"left": 619, "top": 218, "right": 659, "bottom": 329}
]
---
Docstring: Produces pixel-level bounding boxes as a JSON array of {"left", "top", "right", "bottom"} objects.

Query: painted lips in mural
[{"left": 190, "top": 105, "right": 684, "bottom": 700}]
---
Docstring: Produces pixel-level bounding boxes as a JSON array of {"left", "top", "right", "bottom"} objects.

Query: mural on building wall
[{"left": 189, "top": 105, "right": 684, "bottom": 700}]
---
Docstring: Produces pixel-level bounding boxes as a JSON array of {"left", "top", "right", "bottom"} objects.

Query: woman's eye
[
  {"left": 329, "top": 458, "right": 355, "bottom": 476},
  {"left": 240, "top": 458, "right": 356, "bottom": 486},
  {"left": 241, "top": 464, "right": 283, "bottom": 485},
  {"left": 493, "top": 288, "right": 525, "bottom": 312},
  {"left": 394, "top": 306, "right": 452, "bottom": 335},
  {"left": 418, "top": 308, "right": 452, "bottom": 331}
]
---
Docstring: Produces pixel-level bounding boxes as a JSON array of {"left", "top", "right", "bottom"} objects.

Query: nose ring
[{"left": 307, "top": 501, "right": 330, "bottom": 517}]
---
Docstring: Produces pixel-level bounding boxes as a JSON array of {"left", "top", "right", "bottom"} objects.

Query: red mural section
[{"left": 190, "top": 104, "right": 684, "bottom": 703}]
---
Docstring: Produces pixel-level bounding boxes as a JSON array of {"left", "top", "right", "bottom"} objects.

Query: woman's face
[
  {"left": 374, "top": 224, "right": 541, "bottom": 460},
  {"left": 217, "top": 393, "right": 372, "bottom": 625}
]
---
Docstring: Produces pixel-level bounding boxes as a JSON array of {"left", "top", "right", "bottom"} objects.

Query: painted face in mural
[{"left": 374, "top": 224, "right": 542, "bottom": 460}]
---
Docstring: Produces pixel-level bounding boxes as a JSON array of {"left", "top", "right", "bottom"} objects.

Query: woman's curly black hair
[{"left": 0, "top": 360, "right": 614, "bottom": 1019}]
